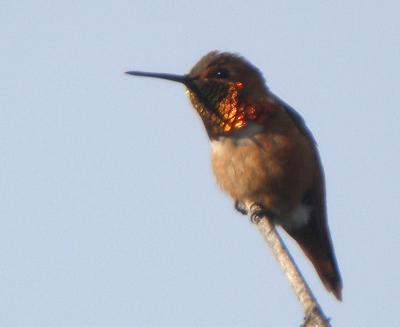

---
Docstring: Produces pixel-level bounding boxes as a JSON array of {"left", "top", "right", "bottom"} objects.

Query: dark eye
[{"left": 212, "top": 68, "right": 230, "bottom": 79}]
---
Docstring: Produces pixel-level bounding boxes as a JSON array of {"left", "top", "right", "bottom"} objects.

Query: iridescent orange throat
[{"left": 186, "top": 81, "right": 258, "bottom": 138}]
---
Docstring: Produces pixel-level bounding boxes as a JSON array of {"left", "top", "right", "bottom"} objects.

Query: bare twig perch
[{"left": 247, "top": 203, "right": 331, "bottom": 327}]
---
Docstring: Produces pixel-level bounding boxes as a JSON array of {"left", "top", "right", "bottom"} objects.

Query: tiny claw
[
  {"left": 234, "top": 200, "right": 248, "bottom": 215},
  {"left": 249, "top": 203, "right": 276, "bottom": 224},
  {"left": 250, "top": 212, "right": 262, "bottom": 224},
  {"left": 249, "top": 203, "right": 264, "bottom": 224}
]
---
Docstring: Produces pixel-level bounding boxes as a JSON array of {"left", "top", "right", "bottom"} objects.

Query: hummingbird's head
[
  {"left": 185, "top": 51, "right": 268, "bottom": 138},
  {"left": 126, "top": 51, "right": 269, "bottom": 139}
]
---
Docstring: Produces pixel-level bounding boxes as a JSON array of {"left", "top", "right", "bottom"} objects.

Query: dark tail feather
[{"left": 282, "top": 216, "right": 343, "bottom": 301}]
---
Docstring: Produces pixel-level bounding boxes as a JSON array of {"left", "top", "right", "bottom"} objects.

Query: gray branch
[{"left": 247, "top": 203, "right": 331, "bottom": 327}]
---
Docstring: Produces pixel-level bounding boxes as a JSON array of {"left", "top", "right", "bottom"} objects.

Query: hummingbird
[{"left": 126, "top": 51, "right": 342, "bottom": 300}]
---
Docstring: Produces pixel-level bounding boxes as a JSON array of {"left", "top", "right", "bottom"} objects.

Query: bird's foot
[
  {"left": 234, "top": 200, "right": 248, "bottom": 215},
  {"left": 249, "top": 203, "right": 276, "bottom": 224}
]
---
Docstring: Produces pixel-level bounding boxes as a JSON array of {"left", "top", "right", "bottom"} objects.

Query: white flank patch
[{"left": 282, "top": 204, "right": 312, "bottom": 230}]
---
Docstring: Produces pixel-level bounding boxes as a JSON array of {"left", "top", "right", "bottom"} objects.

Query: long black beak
[
  {"left": 126, "top": 70, "right": 217, "bottom": 115},
  {"left": 125, "top": 71, "right": 189, "bottom": 85}
]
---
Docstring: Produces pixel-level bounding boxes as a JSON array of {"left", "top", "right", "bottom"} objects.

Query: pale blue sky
[{"left": 1, "top": 1, "right": 399, "bottom": 326}]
